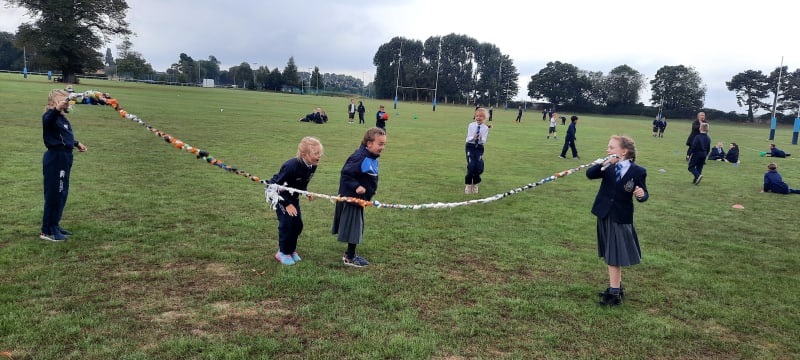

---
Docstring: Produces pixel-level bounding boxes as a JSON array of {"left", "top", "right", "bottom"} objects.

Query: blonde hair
[
  {"left": 475, "top": 107, "right": 489, "bottom": 119},
  {"left": 47, "top": 89, "right": 69, "bottom": 110},
  {"left": 296, "top": 136, "right": 323, "bottom": 159}
]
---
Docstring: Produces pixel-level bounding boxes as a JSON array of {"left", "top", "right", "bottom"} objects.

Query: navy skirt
[{"left": 596, "top": 217, "right": 641, "bottom": 266}]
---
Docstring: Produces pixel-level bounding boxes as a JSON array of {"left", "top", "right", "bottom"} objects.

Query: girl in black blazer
[{"left": 586, "top": 135, "right": 649, "bottom": 306}]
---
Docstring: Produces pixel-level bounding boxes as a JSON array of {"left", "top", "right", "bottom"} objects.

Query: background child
[
  {"left": 708, "top": 142, "right": 726, "bottom": 161},
  {"left": 332, "top": 127, "right": 387, "bottom": 267},
  {"left": 375, "top": 105, "right": 388, "bottom": 131},
  {"left": 267, "top": 137, "right": 323, "bottom": 265},
  {"left": 547, "top": 112, "right": 557, "bottom": 140},
  {"left": 765, "top": 143, "right": 791, "bottom": 158},
  {"left": 559, "top": 115, "right": 579, "bottom": 159},
  {"left": 725, "top": 142, "right": 740, "bottom": 163},
  {"left": 688, "top": 122, "right": 710, "bottom": 184},
  {"left": 465, "top": 107, "right": 490, "bottom": 194},
  {"left": 586, "top": 135, "right": 649, "bottom": 306},
  {"left": 761, "top": 163, "right": 800, "bottom": 194},
  {"left": 357, "top": 101, "right": 366, "bottom": 124},
  {"left": 657, "top": 116, "right": 667, "bottom": 137}
]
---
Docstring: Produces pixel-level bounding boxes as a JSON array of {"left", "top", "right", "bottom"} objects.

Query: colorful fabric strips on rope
[{"left": 101, "top": 94, "right": 614, "bottom": 210}]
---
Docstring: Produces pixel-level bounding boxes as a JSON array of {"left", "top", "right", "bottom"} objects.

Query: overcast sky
[{"left": 1, "top": 0, "right": 794, "bottom": 113}]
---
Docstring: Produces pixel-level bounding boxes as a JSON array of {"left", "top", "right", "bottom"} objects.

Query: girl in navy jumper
[
  {"left": 268, "top": 137, "right": 323, "bottom": 265},
  {"left": 41, "top": 89, "right": 88, "bottom": 242},
  {"left": 587, "top": 135, "right": 649, "bottom": 306},
  {"left": 332, "top": 127, "right": 386, "bottom": 267}
]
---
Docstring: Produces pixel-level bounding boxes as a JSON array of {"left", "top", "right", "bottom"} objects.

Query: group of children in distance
[
  {"left": 685, "top": 112, "right": 797, "bottom": 193},
  {"left": 651, "top": 115, "right": 667, "bottom": 138}
]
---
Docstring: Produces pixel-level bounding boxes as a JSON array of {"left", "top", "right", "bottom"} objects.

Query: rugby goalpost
[{"left": 393, "top": 39, "right": 442, "bottom": 111}]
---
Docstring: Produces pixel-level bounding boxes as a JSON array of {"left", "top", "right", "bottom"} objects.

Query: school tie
[
  {"left": 615, "top": 163, "right": 623, "bottom": 183},
  {"left": 474, "top": 125, "right": 481, "bottom": 144}
]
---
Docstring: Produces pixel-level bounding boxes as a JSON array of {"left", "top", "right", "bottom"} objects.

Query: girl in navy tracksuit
[
  {"left": 41, "top": 89, "right": 88, "bottom": 241},
  {"left": 587, "top": 135, "right": 649, "bottom": 306},
  {"left": 268, "top": 137, "right": 323, "bottom": 265},
  {"left": 332, "top": 127, "right": 386, "bottom": 267}
]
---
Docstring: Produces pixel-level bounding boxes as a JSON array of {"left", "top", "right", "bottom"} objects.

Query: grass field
[{"left": 1, "top": 73, "right": 799, "bottom": 359}]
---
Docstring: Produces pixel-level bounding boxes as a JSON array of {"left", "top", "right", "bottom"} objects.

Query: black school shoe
[
  {"left": 598, "top": 292, "right": 622, "bottom": 306},
  {"left": 597, "top": 285, "right": 625, "bottom": 299}
]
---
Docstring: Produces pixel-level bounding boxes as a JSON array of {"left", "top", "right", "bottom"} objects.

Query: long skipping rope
[{"left": 94, "top": 95, "right": 616, "bottom": 210}]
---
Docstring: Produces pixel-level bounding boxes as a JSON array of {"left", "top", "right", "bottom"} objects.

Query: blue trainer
[
  {"left": 343, "top": 254, "right": 369, "bottom": 267},
  {"left": 274, "top": 251, "right": 295, "bottom": 266},
  {"left": 291, "top": 252, "right": 302, "bottom": 262}
]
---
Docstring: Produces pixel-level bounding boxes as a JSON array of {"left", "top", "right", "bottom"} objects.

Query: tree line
[{"left": 3, "top": 0, "right": 799, "bottom": 122}]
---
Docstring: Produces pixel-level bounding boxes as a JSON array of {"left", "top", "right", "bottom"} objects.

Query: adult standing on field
[
  {"left": 685, "top": 112, "right": 706, "bottom": 160},
  {"left": 40, "top": 89, "right": 88, "bottom": 242}
]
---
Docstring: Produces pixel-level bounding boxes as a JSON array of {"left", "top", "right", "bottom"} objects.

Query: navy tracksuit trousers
[{"left": 42, "top": 149, "right": 73, "bottom": 234}]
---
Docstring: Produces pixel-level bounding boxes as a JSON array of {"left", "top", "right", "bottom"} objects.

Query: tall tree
[
  {"left": 373, "top": 37, "right": 415, "bottom": 100},
  {"left": 237, "top": 62, "right": 254, "bottom": 89},
  {"left": 781, "top": 69, "right": 800, "bottom": 117},
  {"left": 726, "top": 70, "right": 769, "bottom": 121},
  {"left": 9, "top": 0, "right": 132, "bottom": 83},
  {"left": 0, "top": 32, "right": 25, "bottom": 70},
  {"left": 171, "top": 53, "right": 197, "bottom": 84},
  {"left": 115, "top": 39, "right": 153, "bottom": 79},
  {"left": 254, "top": 64, "right": 269, "bottom": 90},
  {"left": 197, "top": 56, "right": 221, "bottom": 82},
  {"left": 440, "top": 33, "right": 478, "bottom": 104},
  {"left": 283, "top": 57, "right": 299, "bottom": 92},
  {"left": 527, "top": 61, "right": 582, "bottom": 110},
  {"left": 473, "top": 43, "right": 515, "bottom": 107},
  {"left": 650, "top": 65, "right": 705, "bottom": 114},
  {"left": 396, "top": 40, "right": 425, "bottom": 101},
  {"left": 105, "top": 47, "right": 115, "bottom": 67},
  {"left": 605, "top": 65, "right": 644, "bottom": 107},
  {"left": 310, "top": 66, "right": 323, "bottom": 94},
  {"left": 763, "top": 65, "right": 792, "bottom": 115},
  {"left": 576, "top": 70, "right": 603, "bottom": 108},
  {"left": 265, "top": 67, "right": 284, "bottom": 91}
]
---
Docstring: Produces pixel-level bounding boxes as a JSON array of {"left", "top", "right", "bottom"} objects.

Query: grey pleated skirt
[
  {"left": 331, "top": 202, "right": 364, "bottom": 244},
  {"left": 596, "top": 217, "right": 641, "bottom": 266}
]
